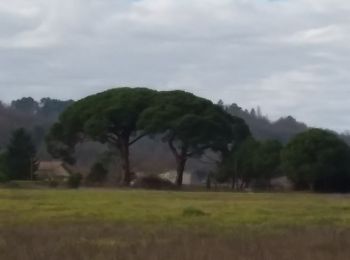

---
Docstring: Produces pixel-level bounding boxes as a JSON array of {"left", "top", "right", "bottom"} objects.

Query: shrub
[
  {"left": 182, "top": 207, "right": 207, "bottom": 217},
  {"left": 86, "top": 163, "right": 108, "bottom": 184},
  {"left": 67, "top": 173, "right": 82, "bottom": 189},
  {"left": 131, "top": 176, "right": 175, "bottom": 190},
  {"left": 48, "top": 178, "right": 59, "bottom": 188}
]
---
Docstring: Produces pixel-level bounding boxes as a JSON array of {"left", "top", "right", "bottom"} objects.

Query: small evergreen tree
[
  {"left": 86, "top": 162, "right": 108, "bottom": 184},
  {"left": 5, "top": 128, "right": 38, "bottom": 180}
]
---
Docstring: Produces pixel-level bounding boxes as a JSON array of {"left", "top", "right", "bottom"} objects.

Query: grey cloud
[{"left": 0, "top": 0, "right": 350, "bottom": 131}]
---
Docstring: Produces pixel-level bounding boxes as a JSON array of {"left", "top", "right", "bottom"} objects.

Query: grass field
[{"left": 1, "top": 189, "right": 350, "bottom": 259}]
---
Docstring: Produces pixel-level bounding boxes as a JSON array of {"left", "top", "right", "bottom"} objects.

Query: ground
[{"left": 1, "top": 189, "right": 350, "bottom": 259}]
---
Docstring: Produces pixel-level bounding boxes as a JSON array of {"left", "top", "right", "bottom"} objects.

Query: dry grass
[{"left": 1, "top": 224, "right": 350, "bottom": 260}]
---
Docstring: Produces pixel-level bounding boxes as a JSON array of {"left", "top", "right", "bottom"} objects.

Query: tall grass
[{"left": 1, "top": 224, "right": 350, "bottom": 260}]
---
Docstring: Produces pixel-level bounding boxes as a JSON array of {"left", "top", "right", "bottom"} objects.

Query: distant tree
[
  {"left": 11, "top": 97, "right": 39, "bottom": 115},
  {"left": 256, "top": 106, "right": 262, "bottom": 118},
  {"left": 47, "top": 88, "right": 157, "bottom": 185},
  {"left": 217, "top": 99, "right": 224, "bottom": 108},
  {"left": 218, "top": 138, "right": 282, "bottom": 190},
  {"left": 31, "top": 125, "right": 46, "bottom": 146},
  {"left": 222, "top": 102, "right": 308, "bottom": 143},
  {"left": 250, "top": 108, "right": 256, "bottom": 118},
  {"left": 254, "top": 140, "right": 283, "bottom": 186},
  {"left": 232, "top": 138, "right": 260, "bottom": 189},
  {"left": 281, "top": 128, "right": 350, "bottom": 192},
  {"left": 39, "top": 98, "right": 74, "bottom": 118},
  {"left": 139, "top": 90, "right": 250, "bottom": 187},
  {"left": 5, "top": 128, "right": 38, "bottom": 180}
]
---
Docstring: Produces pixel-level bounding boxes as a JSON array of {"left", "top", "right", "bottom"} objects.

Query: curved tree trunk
[
  {"left": 175, "top": 156, "right": 187, "bottom": 187},
  {"left": 168, "top": 138, "right": 188, "bottom": 187}
]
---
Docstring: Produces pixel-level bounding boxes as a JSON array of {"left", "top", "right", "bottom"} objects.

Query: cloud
[
  {"left": 0, "top": 0, "right": 349, "bottom": 131},
  {"left": 285, "top": 25, "right": 346, "bottom": 45}
]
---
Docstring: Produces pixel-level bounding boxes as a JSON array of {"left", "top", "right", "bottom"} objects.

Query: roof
[
  {"left": 159, "top": 170, "right": 193, "bottom": 185},
  {"left": 36, "top": 161, "right": 71, "bottom": 179}
]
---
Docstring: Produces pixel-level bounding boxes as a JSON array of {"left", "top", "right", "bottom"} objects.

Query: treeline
[
  {"left": 217, "top": 129, "right": 350, "bottom": 192},
  {"left": 0, "top": 95, "right": 348, "bottom": 159},
  {"left": 1, "top": 89, "right": 350, "bottom": 193},
  {"left": 46, "top": 88, "right": 350, "bottom": 192},
  {"left": 220, "top": 102, "right": 307, "bottom": 143},
  {"left": 0, "top": 97, "right": 73, "bottom": 151}
]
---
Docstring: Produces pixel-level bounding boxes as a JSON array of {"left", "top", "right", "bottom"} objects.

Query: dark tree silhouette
[
  {"left": 140, "top": 91, "right": 250, "bottom": 187},
  {"left": 5, "top": 128, "right": 38, "bottom": 180},
  {"left": 282, "top": 128, "right": 350, "bottom": 192}
]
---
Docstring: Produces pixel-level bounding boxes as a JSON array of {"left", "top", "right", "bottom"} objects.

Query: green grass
[
  {"left": 1, "top": 189, "right": 350, "bottom": 259},
  {"left": 1, "top": 188, "right": 350, "bottom": 230}
]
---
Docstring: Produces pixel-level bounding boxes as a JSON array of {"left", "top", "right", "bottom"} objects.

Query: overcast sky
[{"left": 0, "top": 0, "right": 350, "bottom": 131}]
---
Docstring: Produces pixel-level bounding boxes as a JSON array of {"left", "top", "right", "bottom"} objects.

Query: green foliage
[
  {"left": 67, "top": 173, "right": 82, "bottom": 189},
  {"left": 4, "top": 128, "right": 38, "bottom": 180},
  {"left": 140, "top": 91, "right": 249, "bottom": 152},
  {"left": 56, "top": 88, "right": 157, "bottom": 144},
  {"left": 282, "top": 128, "right": 350, "bottom": 192},
  {"left": 219, "top": 138, "right": 282, "bottom": 189},
  {"left": 139, "top": 90, "right": 250, "bottom": 186},
  {"left": 254, "top": 140, "right": 283, "bottom": 180},
  {"left": 86, "top": 162, "right": 108, "bottom": 184},
  {"left": 234, "top": 138, "right": 261, "bottom": 187},
  {"left": 48, "top": 88, "right": 249, "bottom": 187},
  {"left": 47, "top": 87, "right": 158, "bottom": 185}
]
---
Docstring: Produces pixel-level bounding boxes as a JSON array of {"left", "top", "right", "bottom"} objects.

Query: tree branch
[
  {"left": 199, "top": 153, "right": 220, "bottom": 164},
  {"left": 129, "top": 133, "right": 147, "bottom": 146},
  {"left": 187, "top": 145, "right": 211, "bottom": 157},
  {"left": 168, "top": 138, "right": 180, "bottom": 158},
  {"left": 106, "top": 133, "right": 119, "bottom": 145}
]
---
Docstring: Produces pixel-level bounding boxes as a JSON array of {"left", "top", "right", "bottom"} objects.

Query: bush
[
  {"left": 131, "top": 176, "right": 175, "bottom": 190},
  {"left": 182, "top": 207, "right": 207, "bottom": 217},
  {"left": 48, "top": 178, "right": 59, "bottom": 188},
  {"left": 86, "top": 163, "right": 108, "bottom": 184},
  {"left": 67, "top": 173, "right": 82, "bottom": 189}
]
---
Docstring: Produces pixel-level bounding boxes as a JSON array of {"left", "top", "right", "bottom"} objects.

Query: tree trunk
[
  {"left": 119, "top": 137, "right": 131, "bottom": 186},
  {"left": 231, "top": 177, "right": 235, "bottom": 190},
  {"left": 175, "top": 156, "right": 187, "bottom": 187},
  {"left": 168, "top": 139, "right": 188, "bottom": 188}
]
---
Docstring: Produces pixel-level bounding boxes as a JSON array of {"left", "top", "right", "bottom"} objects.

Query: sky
[{"left": 0, "top": 0, "right": 350, "bottom": 132}]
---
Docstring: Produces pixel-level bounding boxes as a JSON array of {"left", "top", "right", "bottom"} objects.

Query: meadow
[{"left": 1, "top": 188, "right": 350, "bottom": 259}]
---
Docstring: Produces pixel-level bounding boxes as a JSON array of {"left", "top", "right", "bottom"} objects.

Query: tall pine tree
[{"left": 5, "top": 128, "right": 38, "bottom": 180}]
